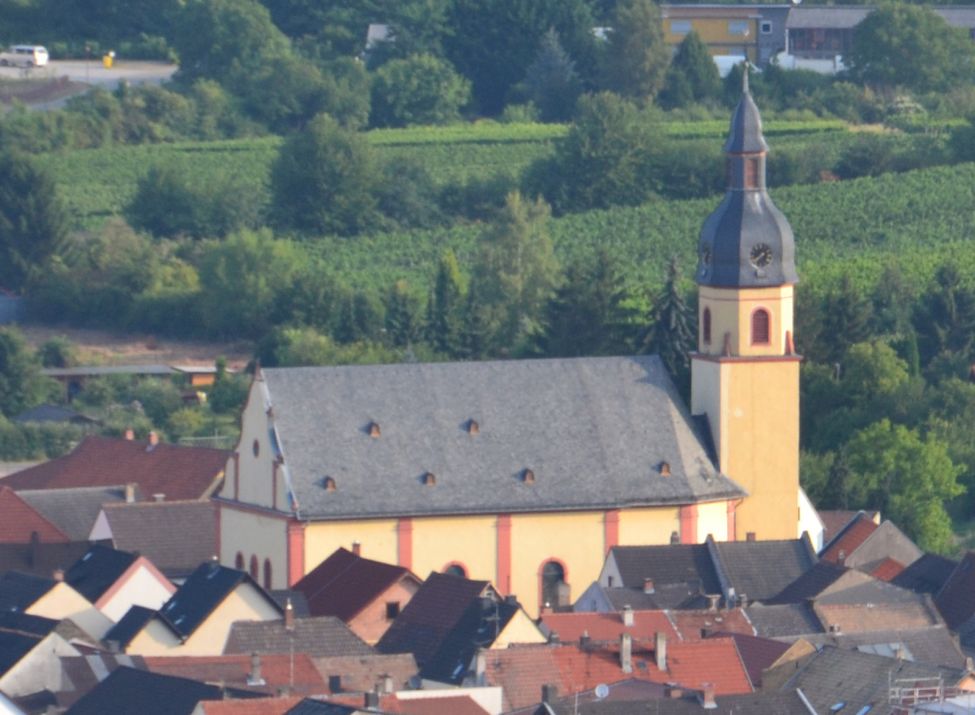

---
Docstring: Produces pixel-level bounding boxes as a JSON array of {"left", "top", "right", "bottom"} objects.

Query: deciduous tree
[{"left": 601, "top": 0, "right": 670, "bottom": 103}]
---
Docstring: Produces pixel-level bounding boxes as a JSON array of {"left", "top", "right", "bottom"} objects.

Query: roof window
[
  {"left": 467, "top": 419, "right": 479, "bottom": 435},
  {"left": 324, "top": 476, "right": 337, "bottom": 491},
  {"left": 522, "top": 468, "right": 535, "bottom": 484},
  {"left": 368, "top": 421, "right": 381, "bottom": 438},
  {"left": 422, "top": 472, "right": 436, "bottom": 486}
]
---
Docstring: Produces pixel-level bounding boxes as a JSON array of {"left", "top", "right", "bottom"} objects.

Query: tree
[
  {"left": 848, "top": 3, "right": 975, "bottom": 92},
  {"left": 0, "top": 328, "right": 44, "bottom": 417},
  {"left": 370, "top": 54, "right": 471, "bottom": 128},
  {"left": 524, "top": 92, "right": 662, "bottom": 213},
  {"left": 539, "top": 249, "right": 637, "bottom": 357},
  {"left": 426, "top": 250, "right": 466, "bottom": 357},
  {"left": 471, "top": 192, "right": 560, "bottom": 354},
  {"left": 644, "top": 257, "right": 695, "bottom": 383},
  {"left": 601, "top": 0, "right": 670, "bottom": 103},
  {"left": 659, "top": 31, "right": 720, "bottom": 108},
  {"left": 521, "top": 29, "right": 582, "bottom": 123},
  {"left": 444, "top": 0, "right": 598, "bottom": 115},
  {"left": 842, "top": 419, "right": 963, "bottom": 552},
  {"left": 0, "top": 150, "right": 68, "bottom": 292},
  {"left": 914, "top": 264, "right": 975, "bottom": 369},
  {"left": 384, "top": 280, "right": 423, "bottom": 347},
  {"left": 270, "top": 113, "right": 379, "bottom": 236},
  {"left": 816, "top": 274, "right": 873, "bottom": 365}
]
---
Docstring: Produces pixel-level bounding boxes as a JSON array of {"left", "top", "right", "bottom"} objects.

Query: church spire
[{"left": 696, "top": 63, "right": 797, "bottom": 288}]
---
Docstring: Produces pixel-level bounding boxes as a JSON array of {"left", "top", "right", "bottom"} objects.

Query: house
[
  {"left": 0, "top": 571, "right": 112, "bottom": 640},
  {"left": 292, "top": 547, "right": 422, "bottom": 644},
  {"left": 89, "top": 500, "right": 218, "bottom": 581},
  {"left": 224, "top": 612, "right": 373, "bottom": 658},
  {"left": 819, "top": 513, "right": 922, "bottom": 578},
  {"left": 661, "top": 4, "right": 791, "bottom": 66},
  {"left": 935, "top": 552, "right": 975, "bottom": 649},
  {"left": 1, "top": 434, "right": 229, "bottom": 502},
  {"left": 143, "top": 653, "right": 328, "bottom": 697},
  {"left": 540, "top": 609, "right": 678, "bottom": 645},
  {"left": 595, "top": 544, "right": 723, "bottom": 609},
  {"left": 63, "top": 544, "right": 175, "bottom": 622},
  {"left": 105, "top": 561, "right": 282, "bottom": 656},
  {"left": 309, "top": 653, "right": 418, "bottom": 695},
  {"left": 218, "top": 76, "right": 805, "bottom": 617},
  {"left": 0, "top": 541, "right": 93, "bottom": 580},
  {"left": 0, "top": 487, "right": 70, "bottom": 544},
  {"left": 12, "top": 404, "right": 99, "bottom": 426},
  {"left": 0, "top": 612, "right": 79, "bottom": 698},
  {"left": 893, "top": 553, "right": 959, "bottom": 595},
  {"left": 16, "top": 485, "right": 130, "bottom": 542},
  {"left": 58, "top": 654, "right": 148, "bottom": 709},
  {"left": 376, "top": 572, "right": 546, "bottom": 685}
]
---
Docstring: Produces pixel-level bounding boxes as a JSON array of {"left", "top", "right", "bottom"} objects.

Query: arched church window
[
  {"left": 752, "top": 309, "right": 770, "bottom": 345},
  {"left": 444, "top": 563, "right": 467, "bottom": 578},
  {"left": 249, "top": 555, "right": 259, "bottom": 579},
  {"left": 541, "top": 560, "right": 567, "bottom": 608},
  {"left": 235, "top": 552, "right": 244, "bottom": 570},
  {"left": 263, "top": 559, "right": 273, "bottom": 589},
  {"left": 703, "top": 308, "right": 712, "bottom": 344}
]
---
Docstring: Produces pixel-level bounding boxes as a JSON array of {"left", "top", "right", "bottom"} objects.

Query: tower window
[
  {"left": 703, "top": 307, "right": 712, "bottom": 344},
  {"left": 752, "top": 309, "right": 771, "bottom": 345},
  {"left": 744, "top": 158, "right": 759, "bottom": 189}
]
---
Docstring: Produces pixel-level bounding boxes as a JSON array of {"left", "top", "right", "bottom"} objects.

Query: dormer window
[
  {"left": 751, "top": 309, "right": 771, "bottom": 345},
  {"left": 423, "top": 472, "right": 436, "bottom": 486},
  {"left": 467, "top": 419, "right": 479, "bottom": 435},
  {"left": 523, "top": 468, "right": 535, "bottom": 484},
  {"left": 368, "top": 421, "right": 381, "bottom": 438},
  {"left": 323, "top": 476, "right": 337, "bottom": 491},
  {"left": 659, "top": 461, "right": 671, "bottom": 477}
]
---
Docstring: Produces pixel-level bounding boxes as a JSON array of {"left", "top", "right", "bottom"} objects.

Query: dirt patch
[
  {"left": 0, "top": 76, "right": 88, "bottom": 107},
  {"left": 19, "top": 323, "right": 252, "bottom": 370}
]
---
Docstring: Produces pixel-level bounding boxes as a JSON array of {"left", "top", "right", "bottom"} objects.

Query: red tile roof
[
  {"left": 143, "top": 654, "right": 326, "bottom": 695},
  {"left": 196, "top": 697, "right": 304, "bottom": 715},
  {"left": 541, "top": 611, "right": 678, "bottom": 644},
  {"left": 669, "top": 609, "right": 755, "bottom": 640},
  {"left": 0, "top": 487, "right": 69, "bottom": 544},
  {"left": 387, "top": 695, "right": 490, "bottom": 715},
  {"left": 295, "top": 547, "right": 418, "bottom": 621},
  {"left": 0, "top": 435, "right": 228, "bottom": 501},
  {"left": 818, "top": 510, "right": 877, "bottom": 546},
  {"left": 821, "top": 513, "right": 878, "bottom": 564},
  {"left": 870, "top": 557, "right": 906, "bottom": 582}
]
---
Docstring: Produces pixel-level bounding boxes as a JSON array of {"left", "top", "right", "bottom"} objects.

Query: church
[{"left": 216, "top": 75, "right": 809, "bottom": 616}]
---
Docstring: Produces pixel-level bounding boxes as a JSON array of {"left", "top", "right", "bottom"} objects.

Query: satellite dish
[{"left": 595, "top": 684, "right": 610, "bottom": 700}]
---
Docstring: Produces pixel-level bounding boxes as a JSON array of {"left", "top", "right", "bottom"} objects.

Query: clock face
[{"left": 750, "top": 243, "right": 773, "bottom": 268}]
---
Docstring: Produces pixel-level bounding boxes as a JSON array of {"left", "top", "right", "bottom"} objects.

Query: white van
[{"left": 0, "top": 45, "right": 49, "bottom": 68}]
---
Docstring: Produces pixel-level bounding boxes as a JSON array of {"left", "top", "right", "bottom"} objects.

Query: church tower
[{"left": 690, "top": 70, "right": 801, "bottom": 541}]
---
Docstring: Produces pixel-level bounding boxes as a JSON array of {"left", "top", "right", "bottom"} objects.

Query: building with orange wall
[{"left": 216, "top": 76, "right": 804, "bottom": 617}]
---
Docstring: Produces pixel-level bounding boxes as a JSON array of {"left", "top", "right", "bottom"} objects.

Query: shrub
[{"left": 370, "top": 54, "right": 471, "bottom": 128}]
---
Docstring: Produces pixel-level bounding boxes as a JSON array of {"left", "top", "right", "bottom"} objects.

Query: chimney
[
  {"left": 147, "top": 431, "right": 159, "bottom": 447},
  {"left": 622, "top": 604, "right": 634, "bottom": 627},
  {"left": 707, "top": 594, "right": 720, "bottom": 612},
  {"left": 152, "top": 493, "right": 165, "bottom": 502},
  {"left": 541, "top": 684, "right": 558, "bottom": 704},
  {"left": 966, "top": 656, "right": 974, "bottom": 673},
  {"left": 124, "top": 428, "right": 135, "bottom": 440},
  {"left": 655, "top": 631, "right": 667, "bottom": 672},
  {"left": 670, "top": 531, "right": 680, "bottom": 545},
  {"left": 548, "top": 631, "right": 560, "bottom": 645},
  {"left": 351, "top": 541, "right": 361, "bottom": 556},
  {"left": 247, "top": 652, "right": 265, "bottom": 686},
  {"left": 124, "top": 483, "right": 136, "bottom": 503},
  {"left": 52, "top": 568, "right": 64, "bottom": 582},
  {"left": 620, "top": 633, "right": 633, "bottom": 673},
  {"left": 328, "top": 675, "right": 342, "bottom": 693},
  {"left": 381, "top": 674, "right": 394, "bottom": 694},
  {"left": 701, "top": 682, "right": 716, "bottom": 709},
  {"left": 284, "top": 598, "right": 295, "bottom": 631},
  {"left": 838, "top": 549, "right": 846, "bottom": 565},
  {"left": 738, "top": 593, "right": 748, "bottom": 608},
  {"left": 643, "top": 578, "right": 655, "bottom": 594},
  {"left": 667, "top": 686, "right": 683, "bottom": 699},
  {"left": 746, "top": 532, "right": 756, "bottom": 542},
  {"left": 659, "top": 461, "right": 671, "bottom": 477},
  {"left": 580, "top": 630, "right": 591, "bottom": 647},
  {"left": 474, "top": 648, "right": 487, "bottom": 685},
  {"left": 364, "top": 691, "right": 379, "bottom": 709}
]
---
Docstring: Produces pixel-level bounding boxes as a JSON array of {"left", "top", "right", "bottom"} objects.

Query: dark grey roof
[
  {"left": 893, "top": 553, "right": 958, "bottom": 595},
  {"left": 0, "top": 541, "right": 93, "bottom": 579},
  {"left": 0, "top": 630, "right": 42, "bottom": 676},
  {"left": 65, "top": 665, "right": 236, "bottom": 715},
  {"left": 746, "top": 602, "right": 824, "bottom": 639},
  {"left": 224, "top": 616, "right": 373, "bottom": 658},
  {"left": 724, "top": 71, "right": 767, "bottom": 155},
  {"left": 261, "top": 357, "right": 742, "bottom": 520},
  {"left": 710, "top": 535, "right": 818, "bottom": 603},
  {"left": 59, "top": 654, "right": 148, "bottom": 708},
  {"left": 13, "top": 404, "right": 98, "bottom": 425},
  {"left": 104, "top": 605, "right": 156, "bottom": 649},
  {"left": 64, "top": 544, "right": 137, "bottom": 603},
  {"left": 17, "top": 486, "right": 128, "bottom": 541},
  {"left": 0, "top": 571, "right": 56, "bottom": 611},
  {"left": 603, "top": 585, "right": 706, "bottom": 611},
  {"left": 767, "top": 561, "right": 848, "bottom": 604},
  {"left": 804, "top": 626, "right": 967, "bottom": 670},
  {"left": 42, "top": 364, "right": 174, "bottom": 378},
  {"left": 609, "top": 544, "right": 722, "bottom": 599},
  {"left": 542, "top": 690, "right": 813, "bottom": 715},
  {"left": 0, "top": 610, "right": 59, "bottom": 637},
  {"left": 286, "top": 700, "right": 362, "bottom": 715},
  {"left": 787, "top": 5, "right": 975, "bottom": 30}
]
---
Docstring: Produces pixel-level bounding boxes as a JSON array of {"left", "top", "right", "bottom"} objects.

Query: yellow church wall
[
  {"left": 509, "top": 511, "right": 605, "bottom": 616},
  {"left": 617, "top": 506, "right": 680, "bottom": 545},
  {"left": 410, "top": 515, "right": 497, "bottom": 582},
  {"left": 699, "top": 285, "right": 794, "bottom": 358},
  {"left": 696, "top": 500, "right": 730, "bottom": 543},
  {"left": 220, "top": 506, "right": 288, "bottom": 589},
  {"left": 304, "top": 518, "right": 399, "bottom": 573}
]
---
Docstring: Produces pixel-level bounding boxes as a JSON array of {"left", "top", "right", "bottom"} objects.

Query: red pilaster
[
  {"left": 604, "top": 509, "right": 620, "bottom": 554},
  {"left": 497, "top": 514, "right": 512, "bottom": 595},
  {"left": 679, "top": 504, "right": 699, "bottom": 544},
  {"left": 727, "top": 500, "right": 738, "bottom": 542},
  {"left": 286, "top": 520, "right": 305, "bottom": 586},
  {"left": 397, "top": 518, "right": 413, "bottom": 570},
  {"left": 233, "top": 453, "right": 240, "bottom": 500}
]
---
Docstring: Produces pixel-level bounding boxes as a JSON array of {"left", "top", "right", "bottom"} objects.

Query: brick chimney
[
  {"left": 707, "top": 594, "right": 720, "bottom": 612},
  {"left": 247, "top": 652, "right": 265, "bottom": 686},
  {"left": 701, "top": 682, "right": 716, "bottom": 709},
  {"left": 655, "top": 631, "right": 667, "bottom": 672},
  {"left": 746, "top": 531, "right": 756, "bottom": 542},
  {"left": 124, "top": 483, "right": 136, "bottom": 503},
  {"left": 124, "top": 428, "right": 135, "bottom": 440},
  {"left": 284, "top": 598, "right": 294, "bottom": 631},
  {"left": 474, "top": 648, "right": 487, "bottom": 685},
  {"left": 541, "top": 684, "right": 558, "bottom": 704},
  {"left": 52, "top": 568, "right": 64, "bottom": 582},
  {"left": 620, "top": 632, "right": 632, "bottom": 674},
  {"left": 622, "top": 604, "right": 634, "bottom": 627},
  {"left": 643, "top": 578, "right": 655, "bottom": 594},
  {"left": 351, "top": 541, "right": 361, "bottom": 556},
  {"left": 148, "top": 431, "right": 159, "bottom": 447}
]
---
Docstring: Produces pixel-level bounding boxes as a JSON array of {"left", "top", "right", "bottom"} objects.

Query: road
[{"left": 0, "top": 60, "right": 177, "bottom": 108}]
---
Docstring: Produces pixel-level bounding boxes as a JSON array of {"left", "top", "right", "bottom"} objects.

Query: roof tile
[{"left": 224, "top": 616, "right": 373, "bottom": 658}]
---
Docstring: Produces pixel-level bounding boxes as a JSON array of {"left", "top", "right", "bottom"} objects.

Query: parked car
[{"left": 0, "top": 45, "right": 48, "bottom": 68}]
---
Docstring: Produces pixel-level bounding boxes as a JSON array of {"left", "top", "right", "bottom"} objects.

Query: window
[
  {"left": 445, "top": 564, "right": 467, "bottom": 578},
  {"left": 385, "top": 602, "right": 401, "bottom": 620},
  {"left": 252, "top": 439, "right": 260, "bottom": 457},
  {"left": 263, "top": 559, "right": 273, "bottom": 589},
  {"left": 235, "top": 552, "right": 244, "bottom": 570},
  {"left": 703, "top": 307, "right": 712, "bottom": 345},
  {"left": 728, "top": 20, "right": 750, "bottom": 36},
  {"left": 670, "top": 20, "right": 691, "bottom": 35},
  {"left": 761, "top": 21, "right": 773, "bottom": 34},
  {"left": 744, "top": 158, "right": 759, "bottom": 189},
  {"left": 249, "top": 555, "right": 259, "bottom": 579},
  {"left": 541, "top": 561, "right": 567, "bottom": 608},
  {"left": 752, "top": 309, "right": 770, "bottom": 345}
]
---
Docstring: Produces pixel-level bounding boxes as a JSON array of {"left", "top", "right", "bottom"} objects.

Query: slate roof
[
  {"left": 224, "top": 616, "right": 373, "bottom": 658},
  {"left": 143, "top": 653, "right": 328, "bottom": 695},
  {"left": 766, "top": 561, "right": 848, "bottom": 604},
  {"left": 0, "top": 571, "right": 56, "bottom": 611},
  {"left": 293, "top": 547, "right": 416, "bottom": 621},
  {"left": 284, "top": 701, "right": 362, "bottom": 715},
  {"left": 804, "top": 626, "right": 967, "bottom": 670},
  {"left": 0, "top": 487, "right": 70, "bottom": 544},
  {"left": 0, "top": 540, "right": 92, "bottom": 579},
  {"left": 814, "top": 598, "right": 941, "bottom": 635},
  {"left": 668, "top": 608, "right": 755, "bottom": 641},
  {"left": 746, "top": 603, "right": 825, "bottom": 639},
  {"left": 609, "top": 544, "right": 722, "bottom": 596},
  {"left": 718, "top": 633, "right": 791, "bottom": 688},
  {"left": 539, "top": 691, "right": 813, "bottom": 715},
  {"left": 709, "top": 535, "right": 818, "bottom": 603},
  {"left": 17, "top": 485, "right": 128, "bottom": 541},
  {"left": 64, "top": 544, "right": 138, "bottom": 603},
  {"left": 1, "top": 435, "right": 228, "bottom": 501},
  {"left": 540, "top": 611, "right": 678, "bottom": 644},
  {"left": 104, "top": 605, "right": 156, "bottom": 649},
  {"left": 65, "top": 665, "right": 243, "bottom": 715},
  {"left": 0, "top": 610, "right": 59, "bottom": 637},
  {"left": 602, "top": 585, "right": 699, "bottom": 611},
  {"left": 934, "top": 552, "right": 975, "bottom": 631},
  {"left": 13, "top": 403, "right": 98, "bottom": 425},
  {"left": 100, "top": 500, "right": 218, "bottom": 577},
  {"left": 0, "top": 630, "right": 43, "bottom": 676},
  {"left": 158, "top": 562, "right": 280, "bottom": 640},
  {"left": 893, "top": 553, "right": 958, "bottom": 595},
  {"left": 258, "top": 357, "right": 742, "bottom": 521},
  {"left": 310, "top": 653, "right": 418, "bottom": 693}
]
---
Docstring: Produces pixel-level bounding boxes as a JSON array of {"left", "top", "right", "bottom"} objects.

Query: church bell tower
[{"left": 690, "top": 69, "right": 801, "bottom": 541}]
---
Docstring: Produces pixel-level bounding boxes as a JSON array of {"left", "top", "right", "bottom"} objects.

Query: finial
[{"left": 741, "top": 61, "right": 750, "bottom": 95}]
